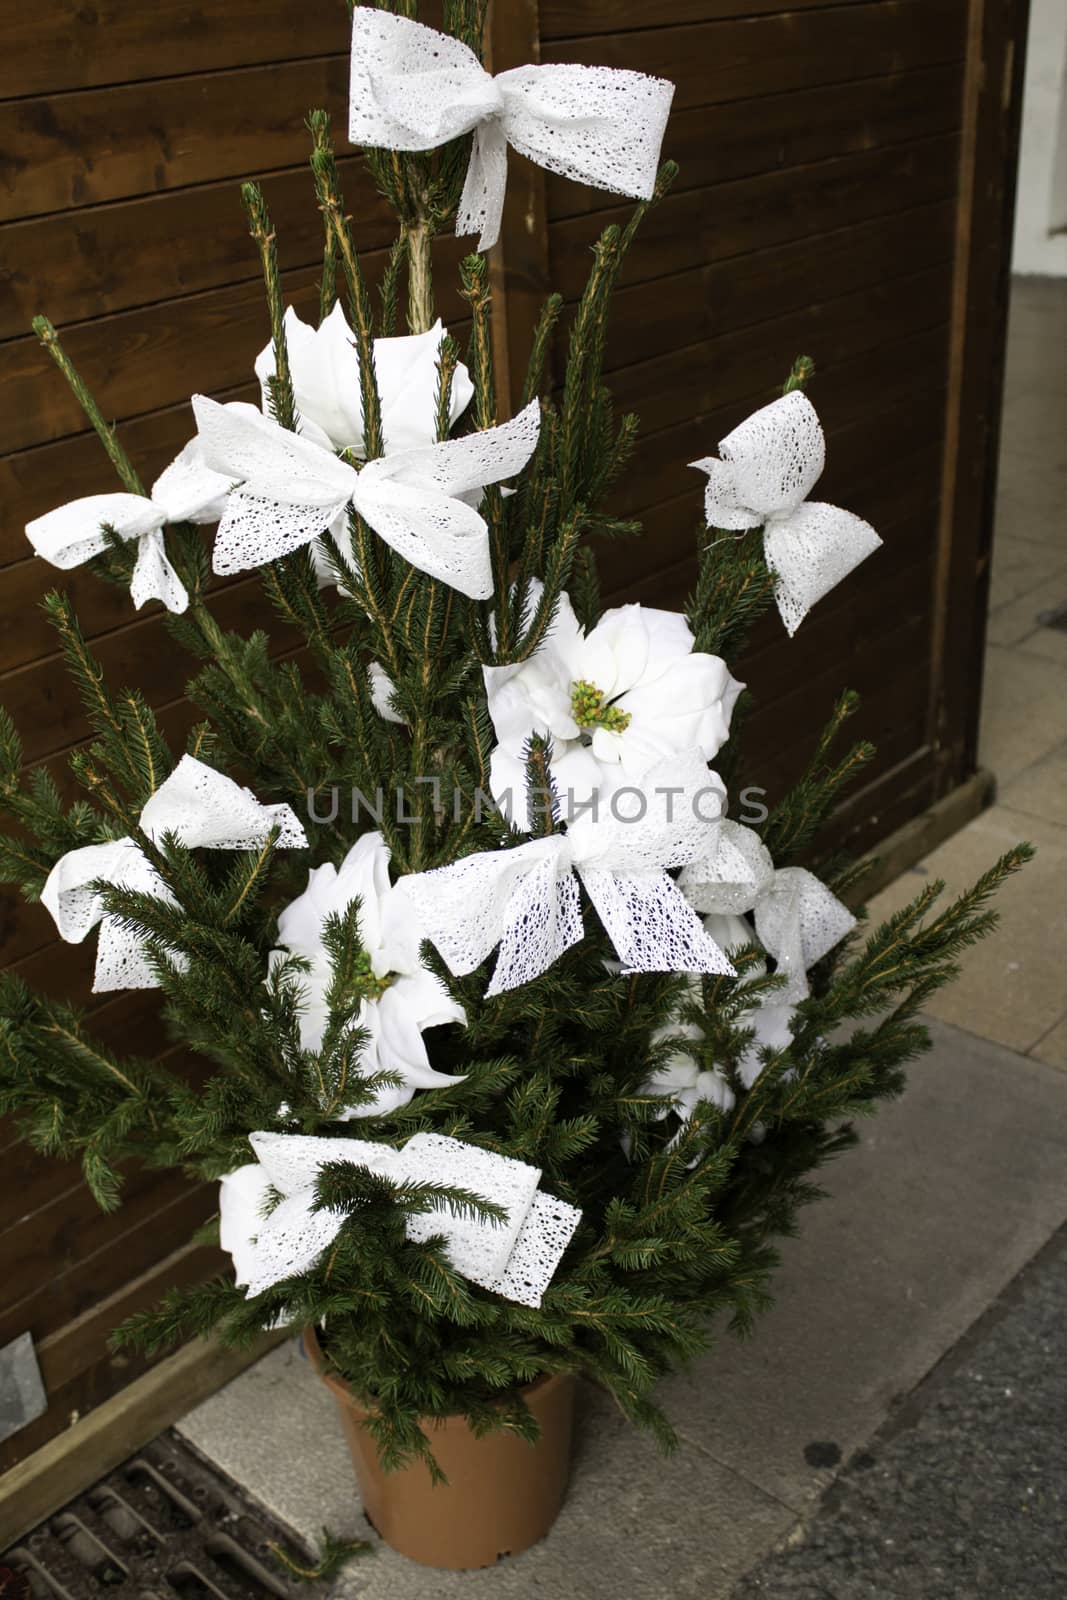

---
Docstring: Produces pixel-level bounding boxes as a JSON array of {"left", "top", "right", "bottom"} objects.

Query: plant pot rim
[{"left": 301, "top": 1323, "right": 573, "bottom": 1422}]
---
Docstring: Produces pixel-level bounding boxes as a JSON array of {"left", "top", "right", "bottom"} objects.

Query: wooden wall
[{"left": 0, "top": 0, "right": 1025, "bottom": 1473}]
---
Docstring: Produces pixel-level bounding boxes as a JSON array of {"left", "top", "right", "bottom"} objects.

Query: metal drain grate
[{"left": 2, "top": 1433, "right": 319, "bottom": 1600}]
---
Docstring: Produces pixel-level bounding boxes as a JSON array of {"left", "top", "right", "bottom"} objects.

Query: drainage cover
[{"left": 2, "top": 1432, "right": 320, "bottom": 1599}]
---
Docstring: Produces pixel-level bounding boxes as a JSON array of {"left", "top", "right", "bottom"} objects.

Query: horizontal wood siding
[
  {"left": 538, "top": 0, "right": 970, "bottom": 843},
  {"left": 0, "top": 3, "right": 358, "bottom": 1474}
]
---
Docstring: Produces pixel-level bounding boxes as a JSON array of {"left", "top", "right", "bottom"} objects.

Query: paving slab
[
  {"left": 657, "top": 1022, "right": 1067, "bottom": 1509},
  {"left": 865, "top": 807, "right": 1067, "bottom": 1053},
  {"left": 1031, "top": 1014, "right": 1067, "bottom": 1071},
  {"left": 177, "top": 1021, "right": 1067, "bottom": 1596},
  {"left": 977, "top": 646, "right": 1067, "bottom": 786}
]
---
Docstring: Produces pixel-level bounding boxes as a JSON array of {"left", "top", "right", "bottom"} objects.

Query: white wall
[{"left": 1012, "top": 0, "right": 1067, "bottom": 276}]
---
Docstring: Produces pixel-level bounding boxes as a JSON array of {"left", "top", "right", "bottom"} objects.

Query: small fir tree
[{"left": 0, "top": 2, "right": 1028, "bottom": 1474}]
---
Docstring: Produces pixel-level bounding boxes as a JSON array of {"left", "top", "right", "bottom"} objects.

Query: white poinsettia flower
[
  {"left": 368, "top": 661, "right": 406, "bottom": 724},
  {"left": 255, "top": 304, "right": 475, "bottom": 456},
  {"left": 269, "top": 832, "right": 466, "bottom": 1117},
  {"left": 483, "top": 585, "right": 743, "bottom": 823},
  {"left": 645, "top": 1029, "right": 736, "bottom": 1121},
  {"left": 737, "top": 995, "right": 796, "bottom": 1089}
]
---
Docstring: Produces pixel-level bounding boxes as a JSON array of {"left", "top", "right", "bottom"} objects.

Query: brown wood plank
[
  {"left": 541, "top": 0, "right": 874, "bottom": 35},
  {"left": 549, "top": 133, "right": 962, "bottom": 300},
  {"left": 0, "top": 245, "right": 471, "bottom": 458},
  {"left": 1, "top": 577, "right": 302, "bottom": 767},
  {"left": 0, "top": 201, "right": 955, "bottom": 560},
  {"left": 563, "top": 200, "right": 958, "bottom": 379},
  {"left": 0, "top": 1329, "right": 285, "bottom": 1537},
  {"left": 0, "top": 1173, "right": 212, "bottom": 1348},
  {"left": 541, "top": 0, "right": 967, "bottom": 112},
  {"left": 0, "top": 56, "right": 348, "bottom": 223},
  {"left": 926, "top": 0, "right": 1030, "bottom": 797},
  {"left": 0, "top": 382, "right": 256, "bottom": 566},
  {"left": 1, "top": 3, "right": 348, "bottom": 100},
  {"left": 546, "top": 63, "right": 963, "bottom": 219},
  {"left": 605, "top": 274, "right": 953, "bottom": 441},
  {"left": 0, "top": 156, "right": 385, "bottom": 340}
]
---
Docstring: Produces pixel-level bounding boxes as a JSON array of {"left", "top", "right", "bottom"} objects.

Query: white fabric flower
[
  {"left": 269, "top": 832, "right": 466, "bottom": 1116},
  {"left": 192, "top": 394, "right": 540, "bottom": 598},
  {"left": 484, "top": 587, "right": 743, "bottom": 825},
  {"left": 645, "top": 1026, "right": 736, "bottom": 1121},
  {"left": 690, "top": 390, "right": 882, "bottom": 636},
  {"left": 680, "top": 820, "right": 855, "bottom": 1003},
  {"left": 255, "top": 304, "right": 474, "bottom": 457},
  {"left": 368, "top": 661, "right": 405, "bottom": 724},
  {"left": 24, "top": 440, "right": 231, "bottom": 614}
]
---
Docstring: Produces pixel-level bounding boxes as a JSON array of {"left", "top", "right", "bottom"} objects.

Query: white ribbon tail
[
  {"left": 191, "top": 395, "right": 356, "bottom": 575},
  {"left": 25, "top": 494, "right": 163, "bottom": 570},
  {"left": 139, "top": 754, "right": 308, "bottom": 851},
  {"left": 753, "top": 866, "right": 856, "bottom": 1003},
  {"left": 398, "top": 836, "right": 583, "bottom": 997},
  {"left": 352, "top": 475, "right": 493, "bottom": 599},
  {"left": 497, "top": 61, "right": 673, "bottom": 205},
  {"left": 579, "top": 866, "right": 734, "bottom": 977},
  {"left": 457, "top": 116, "right": 510, "bottom": 251},
  {"left": 130, "top": 526, "right": 189, "bottom": 614},
  {"left": 763, "top": 502, "right": 882, "bottom": 637}
]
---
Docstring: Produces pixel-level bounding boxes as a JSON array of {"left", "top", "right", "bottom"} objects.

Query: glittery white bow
[
  {"left": 689, "top": 391, "right": 882, "bottom": 637},
  {"left": 219, "top": 1129, "right": 582, "bottom": 1309},
  {"left": 679, "top": 820, "right": 855, "bottom": 1002},
  {"left": 191, "top": 396, "right": 541, "bottom": 599},
  {"left": 348, "top": 8, "right": 674, "bottom": 252},
  {"left": 24, "top": 442, "right": 232, "bottom": 615},
  {"left": 398, "top": 756, "right": 734, "bottom": 997},
  {"left": 40, "top": 756, "right": 307, "bottom": 992}
]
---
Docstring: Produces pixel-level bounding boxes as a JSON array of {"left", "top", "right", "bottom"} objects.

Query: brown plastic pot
[{"left": 303, "top": 1326, "right": 576, "bottom": 1569}]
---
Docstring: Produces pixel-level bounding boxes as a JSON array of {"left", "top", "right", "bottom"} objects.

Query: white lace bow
[
  {"left": 348, "top": 8, "right": 674, "bottom": 251},
  {"left": 220, "top": 1129, "right": 582, "bottom": 1309},
  {"left": 24, "top": 442, "right": 232, "bottom": 614},
  {"left": 398, "top": 756, "right": 734, "bottom": 996},
  {"left": 40, "top": 756, "right": 307, "bottom": 992},
  {"left": 679, "top": 820, "right": 855, "bottom": 1002},
  {"left": 690, "top": 391, "right": 882, "bottom": 636},
  {"left": 192, "top": 396, "right": 541, "bottom": 599}
]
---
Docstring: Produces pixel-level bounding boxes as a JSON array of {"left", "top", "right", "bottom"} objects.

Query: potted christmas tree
[{"left": 0, "top": 2, "right": 1027, "bottom": 1572}]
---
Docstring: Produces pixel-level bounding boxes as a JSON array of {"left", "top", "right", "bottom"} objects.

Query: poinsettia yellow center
[
  {"left": 349, "top": 949, "right": 395, "bottom": 1003},
  {"left": 570, "top": 679, "right": 632, "bottom": 733}
]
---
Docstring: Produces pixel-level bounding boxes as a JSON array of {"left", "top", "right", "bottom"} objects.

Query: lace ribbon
[
  {"left": 40, "top": 756, "right": 307, "bottom": 992},
  {"left": 221, "top": 1129, "right": 582, "bottom": 1309},
  {"left": 192, "top": 396, "right": 541, "bottom": 599},
  {"left": 348, "top": 8, "right": 674, "bottom": 251},
  {"left": 398, "top": 755, "right": 734, "bottom": 996},
  {"left": 689, "top": 391, "right": 882, "bottom": 636},
  {"left": 24, "top": 442, "right": 232, "bottom": 614},
  {"left": 679, "top": 819, "right": 855, "bottom": 1002}
]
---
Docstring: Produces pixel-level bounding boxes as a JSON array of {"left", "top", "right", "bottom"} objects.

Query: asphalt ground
[{"left": 732, "top": 1227, "right": 1067, "bottom": 1600}]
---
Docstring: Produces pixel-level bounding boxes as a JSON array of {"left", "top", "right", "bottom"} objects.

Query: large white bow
[
  {"left": 192, "top": 396, "right": 541, "bottom": 599},
  {"left": 219, "top": 1129, "right": 582, "bottom": 1309},
  {"left": 40, "top": 756, "right": 307, "bottom": 992},
  {"left": 348, "top": 8, "right": 674, "bottom": 252},
  {"left": 399, "top": 756, "right": 734, "bottom": 997},
  {"left": 689, "top": 391, "right": 882, "bottom": 637},
  {"left": 24, "top": 442, "right": 232, "bottom": 615},
  {"left": 679, "top": 820, "right": 855, "bottom": 1002}
]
